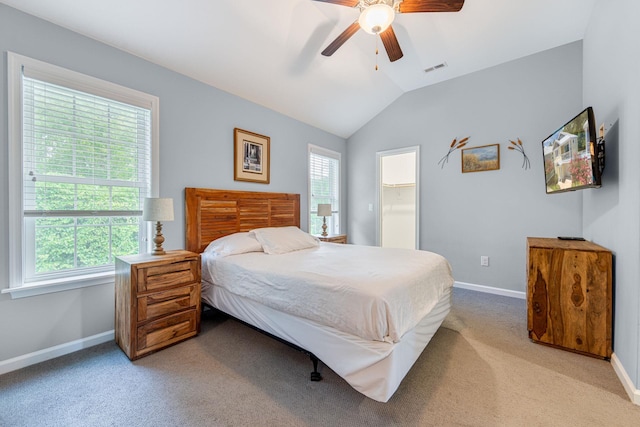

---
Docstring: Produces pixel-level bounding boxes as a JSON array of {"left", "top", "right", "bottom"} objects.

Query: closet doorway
[{"left": 376, "top": 146, "right": 419, "bottom": 249}]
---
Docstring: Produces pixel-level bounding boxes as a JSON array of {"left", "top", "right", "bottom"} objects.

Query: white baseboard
[
  {"left": 454, "top": 281, "right": 526, "bottom": 300},
  {"left": 0, "top": 330, "right": 114, "bottom": 376},
  {"left": 611, "top": 353, "right": 640, "bottom": 405}
]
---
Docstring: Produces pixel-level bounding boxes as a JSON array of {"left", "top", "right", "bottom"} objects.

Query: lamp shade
[
  {"left": 317, "top": 204, "right": 332, "bottom": 217},
  {"left": 142, "top": 198, "right": 174, "bottom": 222},
  {"left": 358, "top": 3, "right": 395, "bottom": 35}
]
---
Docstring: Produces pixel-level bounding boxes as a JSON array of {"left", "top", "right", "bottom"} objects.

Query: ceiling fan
[{"left": 314, "top": 0, "right": 465, "bottom": 62}]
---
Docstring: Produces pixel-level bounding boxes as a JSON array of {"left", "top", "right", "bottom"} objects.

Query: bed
[{"left": 185, "top": 187, "right": 454, "bottom": 402}]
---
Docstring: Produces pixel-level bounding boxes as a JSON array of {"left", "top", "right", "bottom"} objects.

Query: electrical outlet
[{"left": 480, "top": 256, "right": 489, "bottom": 267}]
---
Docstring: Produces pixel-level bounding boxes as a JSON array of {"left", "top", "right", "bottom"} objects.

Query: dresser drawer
[
  {"left": 137, "top": 284, "right": 199, "bottom": 322},
  {"left": 136, "top": 310, "right": 198, "bottom": 355},
  {"left": 136, "top": 259, "right": 198, "bottom": 292}
]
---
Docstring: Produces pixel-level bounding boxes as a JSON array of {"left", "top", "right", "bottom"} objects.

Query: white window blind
[
  {"left": 309, "top": 145, "right": 340, "bottom": 235},
  {"left": 22, "top": 77, "right": 151, "bottom": 219},
  {"left": 6, "top": 52, "right": 158, "bottom": 294}
]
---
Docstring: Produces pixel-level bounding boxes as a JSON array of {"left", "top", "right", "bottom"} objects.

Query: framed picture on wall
[
  {"left": 461, "top": 144, "right": 500, "bottom": 173},
  {"left": 234, "top": 128, "right": 270, "bottom": 184}
]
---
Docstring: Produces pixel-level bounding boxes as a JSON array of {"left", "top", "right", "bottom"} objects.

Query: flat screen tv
[{"left": 541, "top": 106, "right": 604, "bottom": 194}]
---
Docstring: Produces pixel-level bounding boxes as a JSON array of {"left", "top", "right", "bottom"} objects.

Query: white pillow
[
  {"left": 204, "top": 232, "right": 263, "bottom": 256},
  {"left": 251, "top": 226, "right": 319, "bottom": 255}
]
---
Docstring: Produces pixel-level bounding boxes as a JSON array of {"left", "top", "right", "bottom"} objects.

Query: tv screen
[{"left": 542, "top": 107, "right": 602, "bottom": 194}]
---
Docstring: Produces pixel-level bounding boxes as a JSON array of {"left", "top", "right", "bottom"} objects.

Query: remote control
[{"left": 557, "top": 236, "right": 586, "bottom": 241}]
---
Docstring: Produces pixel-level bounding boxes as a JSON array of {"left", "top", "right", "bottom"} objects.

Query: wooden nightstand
[
  {"left": 317, "top": 234, "right": 347, "bottom": 244},
  {"left": 115, "top": 250, "right": 201, "bottom": 360}
]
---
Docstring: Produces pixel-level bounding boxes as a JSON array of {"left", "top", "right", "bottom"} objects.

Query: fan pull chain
[{"left": 375, "top": 38, "right": 379, "bottom": 71}]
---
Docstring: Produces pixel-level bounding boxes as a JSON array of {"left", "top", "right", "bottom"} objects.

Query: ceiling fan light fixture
[{"left": 358, "top": 3, "right": 395, "bottom": 35}]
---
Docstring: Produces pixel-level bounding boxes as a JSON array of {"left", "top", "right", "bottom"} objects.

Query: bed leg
[{"left": 310, "top": 354, "right": 322, "bottom": 381}]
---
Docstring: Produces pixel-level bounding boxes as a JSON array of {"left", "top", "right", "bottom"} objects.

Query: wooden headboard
[{"left": 185, "top": 188, "right": 300, "bottom": 253}]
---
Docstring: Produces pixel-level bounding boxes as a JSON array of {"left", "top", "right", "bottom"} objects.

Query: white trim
[
  {"left": 148, "top": 85, "right": 161, "bottom": 252},
  {"left": 0, "top": 330, "right": 114, "bottom": 376},
  {"left": 8, "top": 51, "right": 24, "bottom": 290},
  {"left": 308, "top": 144, "right": 341, "bottom": 234},
  {"left": 611, "top": 353, "right": 640, "bottom": 406},
  {"left": 1, "top": 272, "right": 114, "bottom": 299},
  {"left": 414, "top": 146, "right": 420, "bottom": 248},
  {"left": 309, "top": 143, "right": 341, "bottom": 160},
  {"left": 6, "top": 51, "right": 160, "bottom": 289},
  {"left": 454, "top": 281, "right": 526, "bottom": 299},
  {"left": 17, "top": 52, "right": 156, "bottom": 110},
  {"left": 376, "top": 146, "right": 420, "bottom": 249}
]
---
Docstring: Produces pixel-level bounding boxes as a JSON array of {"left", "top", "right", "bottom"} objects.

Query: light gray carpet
[{"left": 1, "top": 288, "right": 638, "bottom": 426}]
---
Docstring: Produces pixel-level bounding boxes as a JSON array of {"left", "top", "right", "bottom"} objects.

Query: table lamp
[
  {"left": 143, "top": 197, "right": 174, "bottom": 255},
  {"left": 317, "top": 204, "right": 332, "bottom": 237}
]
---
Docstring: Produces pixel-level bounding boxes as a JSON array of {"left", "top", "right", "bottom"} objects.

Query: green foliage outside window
[
  {"left": 25, "top": 78, "right": 149, "bottom": 278},
  {"left": 33, "top": 217, "right": 141, "bottom": 274}
]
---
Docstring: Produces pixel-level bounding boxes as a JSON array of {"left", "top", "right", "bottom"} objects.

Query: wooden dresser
[
  {"left": 526, "top": 237, "right": 612, "bottom": 359},
  {"left": 115, "top": 250, "right": 201, "bottom": 360},
  {"left": 317, "top": 234, "right": 347, "bottom": 244}
]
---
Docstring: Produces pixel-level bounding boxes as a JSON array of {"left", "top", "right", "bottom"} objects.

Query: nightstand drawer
[
  {"left": 136, "top": 310, "right": 198, "bottom": 355},
  {"left": 137, "top": 259, "right": 198, "bottom": 292},
  {"left": 318, "top": 234, "right": 347, "bottom": 244},
  {"left": 137, "top": 284, "right": 199, "bottom": 322}
]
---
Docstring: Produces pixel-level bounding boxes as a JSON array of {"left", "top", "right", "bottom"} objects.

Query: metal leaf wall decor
[
  {"left": 508, "top": 138, "right": 530, "bottom": 169},
  {"left": 438, "top": 137, "right": 469, "bottom": 168}
]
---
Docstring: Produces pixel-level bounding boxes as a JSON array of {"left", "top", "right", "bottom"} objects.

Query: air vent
[{"left": 424, "top": 62, "right": 448, "bottom": 73}]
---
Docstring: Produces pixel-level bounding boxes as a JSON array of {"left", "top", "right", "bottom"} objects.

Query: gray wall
[
  {"left": 582, "top": 0, "right": 640, "bottom": 392},
  {"left": 347, "top": 42, "right": 584, "bottom": 292},
  {"left": 3, "top": 1, "right": 639, "bottom": 397},
  {"left": 0, "top": 5, "right": 346, "bottom": 362}
]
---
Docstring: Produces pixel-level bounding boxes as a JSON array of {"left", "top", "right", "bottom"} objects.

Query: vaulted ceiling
[{"left": 1, "top": 0, "right": 597, "bottom": 138}]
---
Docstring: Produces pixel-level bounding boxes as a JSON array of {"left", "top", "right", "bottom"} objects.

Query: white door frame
[{"left": 375, "top": 146, "right": 420, "bottom": 248}]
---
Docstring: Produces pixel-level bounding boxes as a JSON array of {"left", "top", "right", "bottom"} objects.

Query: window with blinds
[
  {"left": 7, "top": 52, "right": 158, "bottom": 290},
  {"left": 308, "top": 145, "right": 340, "bottom": 236}
]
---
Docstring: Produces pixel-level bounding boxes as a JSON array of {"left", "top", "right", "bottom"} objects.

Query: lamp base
[
  {"left": 152, "top": 221, "right": 166, "bottom": 255},
  {"left": 321, "top": 217, "right": 328, "bottom": 237}
]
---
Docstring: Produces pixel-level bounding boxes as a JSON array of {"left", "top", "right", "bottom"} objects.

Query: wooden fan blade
[
  {"left": 399, "top": 0, "right": 465, "bottom": 13},
  {"left": 380, "top": 25, "right": 404, "bottom": 62},
  {"left": 312, "top": 0, "right": 359, "bottom": 7},
  {"left": 321, "top": 21, "right": 360, "bottom": 57}
]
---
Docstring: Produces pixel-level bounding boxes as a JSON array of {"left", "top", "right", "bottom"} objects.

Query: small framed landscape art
[
  {"left": 234, "top": 128, "right": 270, "bottom": 184},
  {"left": 461, "top": 144, "right": 500, "bottom": 173}
]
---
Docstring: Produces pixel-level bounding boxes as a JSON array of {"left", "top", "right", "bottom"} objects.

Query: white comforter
[{"left": 202, "top": 243, "right": 453, "bottom": 343}]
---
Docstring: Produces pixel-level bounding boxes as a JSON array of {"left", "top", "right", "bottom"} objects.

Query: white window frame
[
  {"left": 3, "top": 52, "right": 159, "bottom": 299},
  {"left": 308, "top": 144, "right": 341, "bottom": 236}
]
